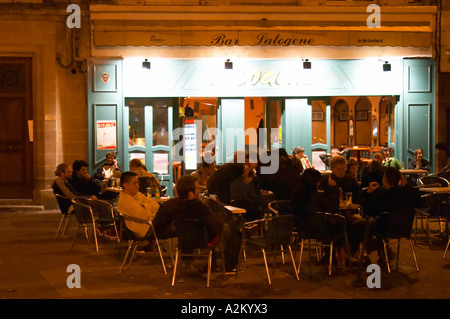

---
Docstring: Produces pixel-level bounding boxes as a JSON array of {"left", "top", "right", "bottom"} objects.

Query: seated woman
[
  {"left": 360, "top": 153, "right": 385, "bottom": 189},
  {"left": 408, "top": 148, "right": 431, "bottom": 171},
  {"left": 129, "top": 159, "right": 161, "bottom": 195},
  {"left": 381, "top": 147, "right": 401, "bottom": 170}
]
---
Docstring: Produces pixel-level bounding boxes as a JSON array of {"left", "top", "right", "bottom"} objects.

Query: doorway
[{"left": 0, "top": 57, "right": 33, "bottom": 199}]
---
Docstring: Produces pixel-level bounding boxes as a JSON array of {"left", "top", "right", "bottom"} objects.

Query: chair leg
[
  {"left": 207, "top": 249, "right": 212, "bottom": 288},
  {"left": 409, "top": 241, "right": 420, "bottom": 272},
  {"left": 262, "top": 248, "right": 271, "bottom": 285},
  {"left": 119, "top": 241, "right": 133, "bottom": 273},
  {"left": 297, "top": 239, "right": 304, "bottom": 274},
  {"left": 288, "top": 245, "right": 299, "bottom": 280},
  {"left": 443, "top": 238, "right": 450, "bottom": 259},
  {"left": 155, "top": 239, "right": 167, "bottom": 275},
  {"left": 171, "top": 248, "right": 179, "bottom": 286},
  {"left": 55, "top": 215, "right": 66, "bottom": 239},
  {"left": 383, "top": 240, "right": 391, "bottom": 273},
  {"left": 92, "top": 224, "right": 99, "bottom": 253},
  {"left": 62, "top": 214, "right": 73, "bottom": 237},
  {"left": 127, "top": 243, "right": 138, "bottom": 270},
  {"left": 328, "top": 241, "right": 333, "bottom": 276}
]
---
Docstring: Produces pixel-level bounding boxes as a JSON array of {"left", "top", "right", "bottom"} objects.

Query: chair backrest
[
  {"left": 301, "top": 212, "right": 346, "bottom": 241},
  {"left": 264, "top": 214, "right": 295, "bottom": 247},
  {"left": 174, "top": 219, "right": 209, "bottom": 251},
  {"left": 384, "top": 208, "right": 416, "bottom": 239},
  {"left": 268, "top": 200, "right": 294, "bottom": 216},
  {"left": 87, "top": 198, "right": 116, "bottom": 220},
  {"left": 54, "top": 194, "right": 72, "bottom": 215},
  {"left": 71, "top": 199, "right": 95, "bottom": 224},
  {"left": 419, "top": 176, "right": 449, "bottom": 187}
]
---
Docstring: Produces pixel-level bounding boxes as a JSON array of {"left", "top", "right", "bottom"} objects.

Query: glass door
[{"left": 125, "top": 97, "right": 175, "bottom": 196}]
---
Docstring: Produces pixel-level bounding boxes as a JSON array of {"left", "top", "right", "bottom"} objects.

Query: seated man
[
  {"left": 319, "top": 155, "right": 361, "bottom": 206},
  {"left": 117, "top": 171, "right": 160, "bottom": 239},
  {"left": 70, "top": 160, "right": 100, "bottom": 198},
  {"left": 153, "top": 175, "right": 223, "bottom": 242},
  {"left": 191, "top": 151, "right": 217, "bottom": 192},
  {"left": 52, "top": 163, "right": 82, "bottom": 214},
  {"left": 362, "top": 167, "right": 420, "bottom": 264},
  {"left": 292, "top": 146, "right": 312, "bottom": 171}
]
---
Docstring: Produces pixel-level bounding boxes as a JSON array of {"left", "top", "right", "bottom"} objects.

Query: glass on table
[{"left": 345, "top": 192, "right": 352, "bottom": 205}]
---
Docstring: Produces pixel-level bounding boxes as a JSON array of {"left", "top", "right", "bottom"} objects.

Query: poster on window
[
  {"left": 154, "top": 153, "right": 169, "bottom": 174},
  {"left": 97, "top": 120, "right": 117, "bottom": 150}
]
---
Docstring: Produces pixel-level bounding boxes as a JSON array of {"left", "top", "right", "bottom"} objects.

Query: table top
[
  {"left": 419, "top": 186, "right": 450, "bottom": 193},
  {"left": 400, "top": 169, "right": 429, "bottom": 175},
  {"left": 223, "top": 205, "right": 246, "bottom": 214},
  {"left": 339, "top": 203, "right": 361, "bottom": 210}
]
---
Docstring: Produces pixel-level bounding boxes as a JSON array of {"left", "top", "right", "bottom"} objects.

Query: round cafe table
[
  {"left": 419, "top": 186, "right": 450, "bottom": 194},
  {"left": 400, "top": 169, "right": 429, "bottom": 175}
]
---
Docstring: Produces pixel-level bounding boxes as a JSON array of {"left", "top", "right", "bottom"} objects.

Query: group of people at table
[{"left": 52, "top": 142, "right": 450, "bottom": 273}]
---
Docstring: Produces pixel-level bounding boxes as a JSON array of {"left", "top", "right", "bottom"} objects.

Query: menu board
[
  {"left": 97, "top": 120, "right": 117, "bottom": 150},
  {"left": 184, "top": 119, "right": 197, "bottom": 170}
]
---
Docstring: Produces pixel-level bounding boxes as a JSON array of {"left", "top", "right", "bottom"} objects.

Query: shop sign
[{"left": 94, "top": 29, "right": 431, "bottom": 47}]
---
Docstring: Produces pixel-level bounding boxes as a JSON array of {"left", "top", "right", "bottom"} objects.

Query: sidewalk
[{"left": 1, "top": 209, "right": 449, "bottom": 299}]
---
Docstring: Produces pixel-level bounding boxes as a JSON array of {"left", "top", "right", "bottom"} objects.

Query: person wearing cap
[
  {"left": 381, "top": 147, "right": 401, "bottom": 170},
  {"left": 292, "top": 146, "right": 313, "bottom": 171}
]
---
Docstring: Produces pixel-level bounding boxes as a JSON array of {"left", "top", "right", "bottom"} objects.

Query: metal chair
[
  {"left": 239, "top": 215, "right": 299, "bottom": 285},
  {"left": 54, "top": 194, "right": 75, "bottom": 239},
  {"left": 418, "top": 175, "right": 449, "bottom": 187},
  {"left": 118, "top": 213, "right": 167, "bottom": 275},
  {"left": 171, "top": 219, "right": 224, "bottom": 287},
  {"left": 70, "top": 198, "right": 100, "bottom": 252},
  {"left": 378, "top": 209, "right": 420, "bottom": 273},
  {"left": 86, "top": 198, "right": 120, "bottom": 245},
  {"left": 268, "top": 200, "right": 294, "bottom": 216},
  {"left": 415, "top": 192, "right": 448, "bottom": 246},
  {"left": 297, "top": 212, "right": 348, "bottom": 276}
]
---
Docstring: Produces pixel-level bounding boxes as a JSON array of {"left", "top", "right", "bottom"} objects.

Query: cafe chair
[
  {"left": 54, "top": 194, "right": 76, "bottom": 239},
  {"left": 297, "top": 212, "right": 348, "bottom": 276},
  {"left": 414, "top": 192, "right": 448, "bottom": 246},
  {"left": 268, "top": 200, "right": 294, "bottom": 216},
  {"left": 239, "top": 215, "right": 299, "bottom": 285},
  {"left": 86, "top": 198, "right": 120, "bottom": 245},
  {"left": 268, "top": 200, "right": 297, "bottom": 263},
  {"left": 171, "top": 219, "right": 224, "bottom": 287},
  {"left": 418, "top": 175, "right": 449, "bottom": 187},
  {"left": 118, "top": 213, "right": 167, "bottom": 275},
  {"left": 378, "top": 209, "right": 419, "bottom": 273},
  {"left": 70, "top": 198, "right": 101, "bottom": 253}
]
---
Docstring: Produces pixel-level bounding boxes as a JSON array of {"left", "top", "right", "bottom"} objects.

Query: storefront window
[
  {"left": 268, "top": 99, "right": 282, "bottom": 150},
  {"left": 355, "top": 97, "right": 372, "bottom": 146},
  {"left": 333, "top": 99, "right": 349, "bottom": 146},
  {"left": 127, "top": 100, "right": 145, "bottom": 147},
  {"left": 311, "top": 100, "right": 327, "bottom": 145},
  {"left": 153, "top": 99, "right": 170, "bottom": 147}
]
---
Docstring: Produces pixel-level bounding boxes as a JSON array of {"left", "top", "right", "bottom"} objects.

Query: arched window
[
  {"left": 333, "top": 99, "right": 349, "bottom": 146},
  {"left": 355, "top": 97, "right": 372, "bottom": 146}
]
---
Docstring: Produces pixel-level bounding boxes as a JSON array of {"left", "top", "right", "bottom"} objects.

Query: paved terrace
[{"left": 0, "top": 209, "right": 449, "bottom": 302}]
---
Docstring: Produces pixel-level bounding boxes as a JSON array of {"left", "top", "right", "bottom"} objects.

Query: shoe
[
  {"left": 103, "top": 229, "right": 118, "bottom": 240},
  {"left": 95, "top": 227, "right": 105, "bottom": 238}
]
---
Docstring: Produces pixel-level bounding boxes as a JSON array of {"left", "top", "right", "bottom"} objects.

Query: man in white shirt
[{"left": 117, "top": 171, "right": 160, "bottom": 238}]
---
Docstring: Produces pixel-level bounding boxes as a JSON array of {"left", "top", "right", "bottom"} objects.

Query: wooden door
[{"left": 0, "top": 57, "right": 33, "bottom": 198}]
